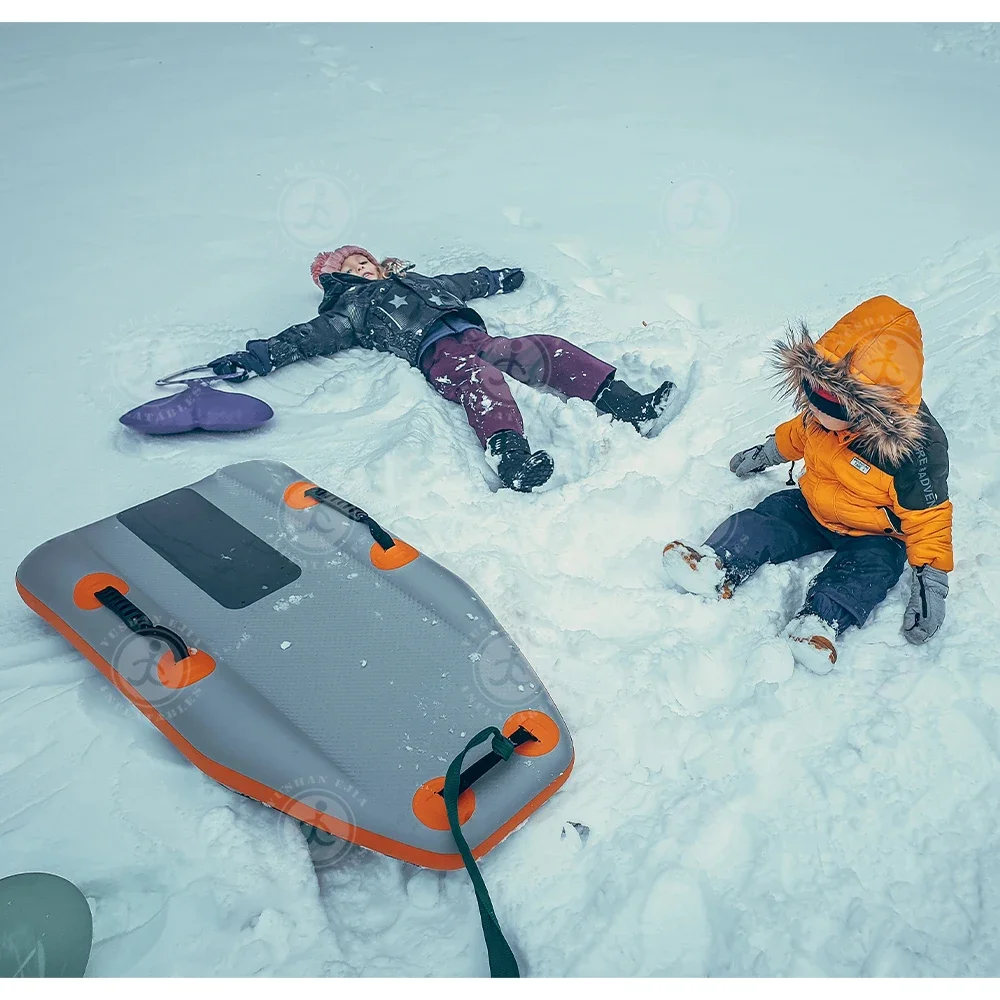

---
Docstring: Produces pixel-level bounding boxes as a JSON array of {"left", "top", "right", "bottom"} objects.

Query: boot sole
[{"left": 510, "top": 452, "right": 554, "bottom": 492}]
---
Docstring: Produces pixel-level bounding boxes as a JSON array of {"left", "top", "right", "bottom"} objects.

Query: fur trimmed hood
[{"left": 771, "top": 295, "right": 927, "bottom": 467}]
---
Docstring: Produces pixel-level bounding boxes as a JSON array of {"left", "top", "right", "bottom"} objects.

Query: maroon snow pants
[{"left": 420, "top": 327, "right": 615, "bottom": 447}]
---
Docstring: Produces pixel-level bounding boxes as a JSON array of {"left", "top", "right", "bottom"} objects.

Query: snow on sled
[{"left": 15, "top": 459, "right": 574, "bottom": 871}]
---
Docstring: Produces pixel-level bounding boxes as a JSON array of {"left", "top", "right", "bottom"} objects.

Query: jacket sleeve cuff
[
  {"left": 246, "top": 339, "right": 275, "bottom": 375},
  {"left": 762, "top": 435, "right": 784, "bottom": 467},
  {"left": 908, "top": 552, "right": 954, "bottom": 573},
  {"left": 475, "top": 266, "right": 501, "bottom": 296}
]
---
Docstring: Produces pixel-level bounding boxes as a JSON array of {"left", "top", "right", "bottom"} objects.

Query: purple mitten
[{"left": 119, "top": 382, "right": 273, "bottom": 435}]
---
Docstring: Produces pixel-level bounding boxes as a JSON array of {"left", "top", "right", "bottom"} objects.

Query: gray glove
[
  {"left": 729, "top": 435, "right": 784, "bottom": 478},
  {"left": 903, "top": 565, "right": 949, "bottom": 644}
]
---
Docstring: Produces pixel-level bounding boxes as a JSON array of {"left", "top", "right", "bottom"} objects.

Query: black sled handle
[
  {"left": 303, "top": 487, "right": 396, "bottom": 551},
  {"left": 94, "top": 587, "right": 191, "bottom": 665}
]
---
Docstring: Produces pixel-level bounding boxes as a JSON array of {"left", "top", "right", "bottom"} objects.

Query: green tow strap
[{"left": 443, "top": 727, "right": 521, "bottom": 978}]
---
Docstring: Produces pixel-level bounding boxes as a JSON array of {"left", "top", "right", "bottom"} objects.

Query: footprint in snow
[{"left": 553, "top": 240, "right": 629, "bottom": 303}]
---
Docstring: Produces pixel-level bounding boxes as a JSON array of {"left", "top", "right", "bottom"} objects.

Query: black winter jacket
[{"left": 250, "top": 266, "right": 510, "bottom": 373}]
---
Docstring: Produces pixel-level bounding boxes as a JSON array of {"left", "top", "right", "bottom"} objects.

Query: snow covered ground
[{"left": 3, "top": 21, "right": 1000, "bottom": 976}]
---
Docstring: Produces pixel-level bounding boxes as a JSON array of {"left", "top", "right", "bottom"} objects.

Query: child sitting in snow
[
  {"left": 661, "top": 295, "right": 952, "bottom": 673},
  {"left": 208, "top": 245, "right": 675, "bottom": 492}
]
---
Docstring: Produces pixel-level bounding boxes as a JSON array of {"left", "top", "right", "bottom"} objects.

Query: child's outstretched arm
[
  {"left": 209, "top": 299, "right": 359, "bottom": 381},
  {"left": 432, "top": 266, "right": 525, "bottom": 302}
]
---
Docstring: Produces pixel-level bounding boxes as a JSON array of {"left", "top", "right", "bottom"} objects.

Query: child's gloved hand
[
  {"left": 497, "top": 268, "right": 524, "bottom": 293},
  {"left": 208, "top": 341, "right": 273, "bottom": 382},
  {"left": 729, "top": 435, "right": 784, "bottom": 477},
  {"left": 903, "top": 565, "right": 949, "bottom": 644},
  {"left": 381, "top": 257, "right": 414, "bottom": 276}
]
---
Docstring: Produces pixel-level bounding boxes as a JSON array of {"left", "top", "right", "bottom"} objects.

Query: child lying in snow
[
  {"left": 209, "top": 246, "right": 675, "bottom": 492},
  {"left": 661, "top": 295, "right": 953, "bottom": 674}
]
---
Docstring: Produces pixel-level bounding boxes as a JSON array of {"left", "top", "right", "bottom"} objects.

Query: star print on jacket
[{"left": 262, "top": 265, "right": 512, "bottom": 369}]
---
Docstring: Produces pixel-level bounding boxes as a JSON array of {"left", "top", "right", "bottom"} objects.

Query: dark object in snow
[
  {"left": 487, "top": 430, "right": 554, "bottom": 492},
  {"left": 0, "top": 872, "right": 93, "bottom": 978},
  {"left": 594, "top": 376, "right": 676, "bottom": 435},
  {"left": 207, "top": 343, "right": 274, "bottom": 382},
  {"left": 497, "top": 267, "right": 524, "bottom": 293},
  {"left": 562, "top": 821, "right": 591, "bottom": 845}
]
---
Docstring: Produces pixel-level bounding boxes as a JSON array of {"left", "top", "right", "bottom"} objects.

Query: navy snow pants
[{"left": 705, "top": 489, "right": 907, "bottom": 633}]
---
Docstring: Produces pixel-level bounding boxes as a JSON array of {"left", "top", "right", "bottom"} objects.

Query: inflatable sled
[{"left": 15, "top": 460, "right": 574, "bottom": 872}]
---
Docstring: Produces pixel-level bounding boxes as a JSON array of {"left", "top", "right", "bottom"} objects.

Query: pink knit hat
[{"left": 310, "top": 245, "right": 378, "bottom": 286}]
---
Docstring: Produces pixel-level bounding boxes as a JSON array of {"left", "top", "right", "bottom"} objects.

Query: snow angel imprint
[{"left": 207, "top": 246, "right": 678, "bottom": 493}]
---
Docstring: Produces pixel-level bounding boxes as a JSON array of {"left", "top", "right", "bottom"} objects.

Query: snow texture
[{"left": 3, "top": 22, "right": 1000, "bottom": 977}]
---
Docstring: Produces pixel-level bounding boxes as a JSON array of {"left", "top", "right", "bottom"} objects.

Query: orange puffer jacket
[{"left": 772, "top": 296, "right": 953, "bottom": 573}]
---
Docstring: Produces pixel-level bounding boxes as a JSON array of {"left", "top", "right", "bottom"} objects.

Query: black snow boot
[
  {"left": 486, "top": 430, "right": 554, "bottom": 493},
  {"left": 594, "top": 376, "right": 676, "bottom": 434}
]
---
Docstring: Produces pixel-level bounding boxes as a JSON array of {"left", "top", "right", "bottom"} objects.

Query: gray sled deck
[{"left": 16, "top": 460, "right": 574, "bottom": 870}]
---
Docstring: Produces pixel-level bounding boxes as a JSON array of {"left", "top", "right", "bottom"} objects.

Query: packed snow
[{"left": 3, "top": 22, "right": 1000, "bottom": 977}]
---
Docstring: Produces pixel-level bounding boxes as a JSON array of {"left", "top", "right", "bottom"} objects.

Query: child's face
[
  {"left": 809, "top": 404, "right": 851, "bottom": 432},
  {"left": 340, "top": 254, "right": 382, "bottom": 280}
]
